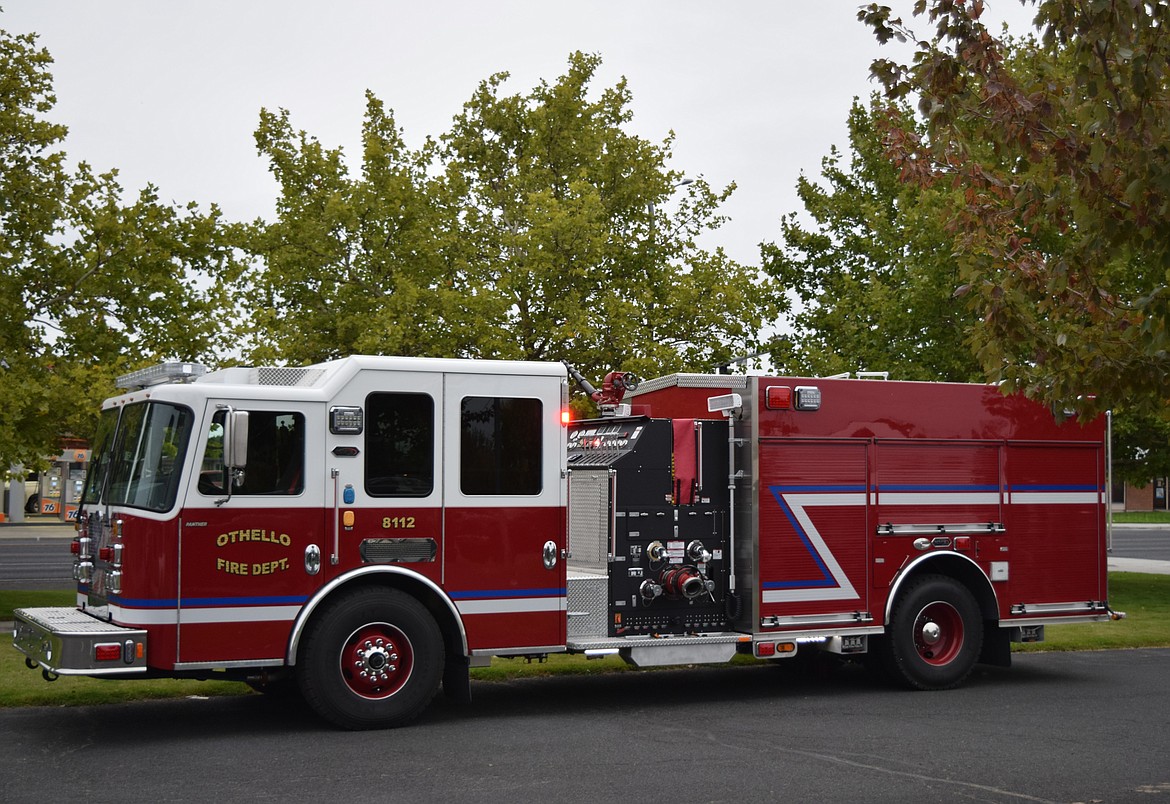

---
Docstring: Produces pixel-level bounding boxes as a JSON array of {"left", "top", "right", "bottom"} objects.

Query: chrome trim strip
[
  {"left": 470, "top": 644, "right": 568, "bottom": 657},
  {"left": 876, "top": 522, "right": 1005, "bottom": 536},
  {"left": 174, "top": 658, "right": 284, "bottom": 670}
]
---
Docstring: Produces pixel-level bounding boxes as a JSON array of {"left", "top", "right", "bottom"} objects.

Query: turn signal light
[{"left": 755, "top": 641, "right": 798, "bottom": 658}]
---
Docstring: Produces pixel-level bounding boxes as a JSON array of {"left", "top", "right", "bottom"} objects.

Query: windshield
[
  {"left": 81, "top": 407, "right": 120, "bottom": 506},
  {"left": 85, "top": 402, "right": 194, "bottom": 513}
]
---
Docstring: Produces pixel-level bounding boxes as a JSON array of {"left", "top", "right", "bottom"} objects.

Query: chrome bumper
[{"left": 13, "top": 607, "right": 148, "bottom": 676}]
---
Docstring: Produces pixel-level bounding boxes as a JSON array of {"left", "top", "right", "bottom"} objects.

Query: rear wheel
[
  {"left": 882, "top": 574, "right": 982, "bottom": 690},
  {"left": 298, "top": 587, "right": 443, "bottom": 729}
]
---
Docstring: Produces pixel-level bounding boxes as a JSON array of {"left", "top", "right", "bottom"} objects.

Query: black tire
[
  {"left": 881, "top": 574, "right": 983, "bottom": 691},
  {"left": 298, "top": 587, "right": 443, "bottom": 730}
]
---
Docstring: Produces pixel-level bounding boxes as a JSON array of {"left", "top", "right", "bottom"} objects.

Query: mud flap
[
  {"left": 443, "top": 656, "right": 472, "bottom": 704},
  {"left": 979, "top": 623, "right": 1012, "bottom": 667}
]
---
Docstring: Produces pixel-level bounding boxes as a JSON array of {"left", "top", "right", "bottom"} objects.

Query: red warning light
[{"left": 765, "top": 386, "right": 792, "bottom": 410}]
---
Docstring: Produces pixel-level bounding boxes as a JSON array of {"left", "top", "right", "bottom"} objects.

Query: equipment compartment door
[
  {"left": 1004, "top": 442, "right": 1105, "bottom": 605},
  {"left": 758, "top": 439, "right": 870, "bottom": 627},
  {"left": 442, "top": 372, "right": 567, "bottom": 652}
]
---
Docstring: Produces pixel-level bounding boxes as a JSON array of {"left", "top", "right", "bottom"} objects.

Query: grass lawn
[
  {"left": 1110, "top": 511, "right": 1170, "bottom": 524},
  {"left": 3, "top": 572, "right": 1167, "bottom": 706}
]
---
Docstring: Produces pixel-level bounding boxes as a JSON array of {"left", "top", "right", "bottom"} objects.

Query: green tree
[
  {"left": 437, "top": 51, "right": 779, "bottom": 381},
  {"left": 243, "top": 94, "right": 482, "bottom": 363},
  {"left": 859, "top": 0, "right": 1170, "bottom": 417},
  {"left": 1112, "top": 411, "right": 1170, "bottom": 489},
  {"left": 245, "top": 52, "right": 781, "bottom": 383},
  {"left": 763, "top": 97, "right": 981, "bottom": 381},
  {"left": 0, "top": 25, "right": 239, "bottom": 473}
]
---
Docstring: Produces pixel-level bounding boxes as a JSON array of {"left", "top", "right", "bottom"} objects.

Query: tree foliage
[
  {"left": 859, "top": 0, "right": 1170, "bottom": 418},
  {"left": 763, "top": 97, "right": 981, "bottom": 381},
  {"left": 0, "top": 25, "right": 239, "bottom": 472},
  {"left": 244, "top": 52, "right": 780, "bottom": 383}
]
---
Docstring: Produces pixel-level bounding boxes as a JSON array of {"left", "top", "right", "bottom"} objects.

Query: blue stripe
[
  {"left": 448, "top": 587, "right": 565, "bottom": 600},
  {"left": 763, "top": 579, "right": 837, "bottom": 590},
  {"left": 769, "top": 485, "right": 866, "bottom": 494},
  {"left": 767, "top": 487, "right": 833, "bottom": 588},
  {"left": 183, "top": 595, "right": 309, "bottom": 607},
  {"left": 109, "top": 596, "right": 177, "bottom": 608}
]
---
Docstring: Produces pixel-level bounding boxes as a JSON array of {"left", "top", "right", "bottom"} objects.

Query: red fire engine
[{"left": 13, "top": 357, "right": 1120, "bottom": 729}]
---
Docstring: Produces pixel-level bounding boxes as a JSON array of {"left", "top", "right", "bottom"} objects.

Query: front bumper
[{"left": 13, "top": 607, "right": 148, "bottom": 676}]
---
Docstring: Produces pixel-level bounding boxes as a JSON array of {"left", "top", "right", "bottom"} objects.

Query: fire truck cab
[{"left": 13, "top": 357, "right": 1119, "bottom": 729}]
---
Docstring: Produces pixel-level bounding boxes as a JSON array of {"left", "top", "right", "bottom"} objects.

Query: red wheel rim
[
  {"left": 340, "top": 622, "right": 414, "bottom": 699},
  {"left": 913, "top": 601, "right": 964, "bottom": 666}
]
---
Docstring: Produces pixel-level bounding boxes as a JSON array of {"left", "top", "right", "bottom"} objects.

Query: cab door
[
  {"left": 441, "top": 371, "right": 567, "bottom": 652},
  {"left": 176, "top": 401, "right": 326, "bottom": 665}
]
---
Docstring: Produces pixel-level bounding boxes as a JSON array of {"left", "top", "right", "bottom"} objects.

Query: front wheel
[
  {"left": 882, "top": 574, "right": 983, "bottom": 690},
  {"left": 298, "top": 587, "right": 443, "bottom": 729}
]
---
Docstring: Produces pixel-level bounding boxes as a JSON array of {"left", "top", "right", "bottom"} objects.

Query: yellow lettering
[{"left": 217, "top": 557, "right": 249, "bottom": 576}]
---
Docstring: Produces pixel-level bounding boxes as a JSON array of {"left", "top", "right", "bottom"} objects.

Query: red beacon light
[{"left": 765, "top": 385, "right": 792, "bottom": 410}]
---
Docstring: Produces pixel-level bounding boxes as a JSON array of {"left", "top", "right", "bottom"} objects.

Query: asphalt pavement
[{"left": 2, "top": 648, "right": 1168, "bottom": 803}]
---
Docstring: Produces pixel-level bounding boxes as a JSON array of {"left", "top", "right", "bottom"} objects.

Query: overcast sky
[{"left": 3, "top": 1, "right": 1037, "bottom": 267}]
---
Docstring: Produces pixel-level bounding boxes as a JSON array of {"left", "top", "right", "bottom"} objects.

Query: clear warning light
[{"left": 794, "top": 386, "right": 822, "bottom": 411}]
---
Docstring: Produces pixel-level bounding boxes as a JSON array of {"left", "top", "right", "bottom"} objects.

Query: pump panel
[{"left": 567, "top": 417, "right": 731, "bottom": 637}]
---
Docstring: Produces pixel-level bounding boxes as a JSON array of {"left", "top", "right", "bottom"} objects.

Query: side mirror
[{"left": 224, "top": 410, "right": 249, "bottom": 470}]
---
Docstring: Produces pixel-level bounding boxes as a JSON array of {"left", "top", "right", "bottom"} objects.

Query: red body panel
[
  {"left": 444, "top": 505, "right": 566, "bottom": 651},
  {"left": 634, "top": 376, "right": 1108, "bottom": 631}
]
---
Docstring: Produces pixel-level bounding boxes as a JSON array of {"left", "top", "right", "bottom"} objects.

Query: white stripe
[
  {"left": 181, "top": 605, "right": 301, "bottom": 624},
  {"left": 109, "top": 604, "right": 302, "bottom": 626},
  {"left": 763, "top": 588, "right": 859, "bottom": 604},
  {"left": 876, "top": 492, "right": 1000, "bottom": 506},
  {"left": 456, "top": 597, "right": 567, "bottom": 615},
  {"left": 109, "top": 606, "right": 178, "bottom": 626},
  {"left": 1010, "top": 492, "right": 1099, "bottom": 505}
]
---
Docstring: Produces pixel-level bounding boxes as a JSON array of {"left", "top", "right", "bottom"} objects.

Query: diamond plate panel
[{"left": 567, "top": 571, "right": 608, "bottom": 640}]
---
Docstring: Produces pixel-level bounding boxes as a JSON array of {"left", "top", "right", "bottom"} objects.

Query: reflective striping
[
  {"left": 456, "top": 597, "right": 567, "bottom": 615},
  {"left": 109, "top": 604, "right": 303, "bottom": 626},
  {"left": 765, "top": 489, "right": 863, "bottom": 603},
  {"left": 181, "top": 605, "right": 302, "bottom": 624},
  {"left": 449, "top": 587, "right": 564, "bottom": 600},
  {"left": 875, "top": 492, "right": 1000, "bottom": 506},
  {"left": 1010, "top": 491, "right": 1100, "bottom": 505}
]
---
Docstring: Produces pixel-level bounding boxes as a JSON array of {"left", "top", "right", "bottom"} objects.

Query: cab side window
[
  {"left": 199, "top": 410, "right": 305, "bottom": 496},
  {"left": 365, "top": 393, "right": 434, "bottom": 497},
  {"left": 460, "top": 396, "right": 542, "bottom": 495}
]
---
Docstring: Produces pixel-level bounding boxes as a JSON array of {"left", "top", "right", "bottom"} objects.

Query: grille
[
  {"left": 360, "top": 538, "right": 437, "bottom": 564},
  {"left": 568, "top": 470, "right": 611, "bottom": 573},
  {"left": 255, "top": 367, "right": 327, "bottom": 387}
]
